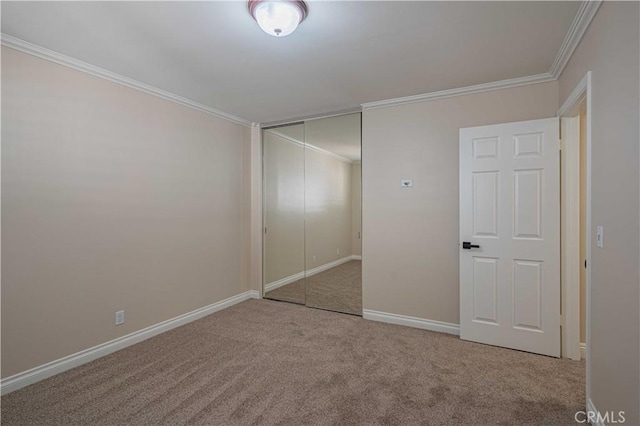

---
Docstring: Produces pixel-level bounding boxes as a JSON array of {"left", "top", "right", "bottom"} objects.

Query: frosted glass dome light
[{"left": 249, "top": 0, "right": 308, "bottom": 37}]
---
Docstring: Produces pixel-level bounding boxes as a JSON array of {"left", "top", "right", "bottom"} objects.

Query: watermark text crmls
[{"left": 575, "top": 410, "right": 626, "bottom": 424}]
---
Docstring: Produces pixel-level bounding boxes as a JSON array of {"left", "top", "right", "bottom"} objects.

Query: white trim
[
  {"left": 580, "top": 343, "right": 587, "bottom": 360},
  {"left": 360, "top": 2, "right": 601, "bottom": 112},
  {"left": 251, "top": 125, "right": 264, "bottom": 297},
  {"left": 266, "top": 129, "right": 305, "bottom": 147},
  {"left": 266, "top": 129, "right": 354, "bottom": 164},
  {"left": 558, "top": 71, "right": 592, "bottom": 413},
  {"left": 363, "top": 309, "right": 460, "bottom": 336},
  {"left": 247, "top": 290, "right": 261, "bottom": 299},
  {"left": 549, "top": 1, "right": 602, "bottom": 79},
  {"left": 561, "top": 116, "right": 582, "bottom": 360},
  {"left": 264, "top": 255, "right": 360, "bottom": 292},
  {"left": 2, "top": 1, "right": 600, "bottom": 127},
  {"left": 306, "top": 143, "right": 354, "bottom": 164},
  {"left": 0, "top": 34, "right": 254, "bottom": 128},
  {"left": 0, "top": 290, "right": 259, "bottom": 395},
  {"left": 361, "top": 73, "right": 554, "bottom": 110},
  {"left": 558, "top": 72, "right": 590, "bottom": 117},
  {"left": 585, "top": 72, "right": 592, "bottom": 405},
  {"left": 586, "top": 399, "right": 605, "bottom": 426},
  {"left": 261, "top": 108, "right": 362, "bottom": 129},
  {"left": 264, "top": 271, "right": 305, "bottom": 292},
  {"left": 306, "top": 255, "right": 356, "bottom": 277}
]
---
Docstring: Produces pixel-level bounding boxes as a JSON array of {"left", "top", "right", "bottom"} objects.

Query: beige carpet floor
[
  {"left": 265, "top": 260, "right": 362, "bottom": 315},
  {"left": 1, "top": 299, "right": 585, "bottom": 425}
]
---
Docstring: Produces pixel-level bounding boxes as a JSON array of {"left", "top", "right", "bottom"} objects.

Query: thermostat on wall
[{"left": 401, "top": 179, "right": 413, "bottom": 187}]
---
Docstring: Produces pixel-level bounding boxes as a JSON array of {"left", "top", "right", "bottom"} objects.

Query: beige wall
[
  {"left": 351, "top": 163, "right": 362, "bottom": 256},
  {"left": 263, "top": 130, "right": 305, "bottom": 284},
  {"left": 1, "top": 47, "right": 251, "bottom": 378},
  {"left": 305, "top": 149, "right": 353, "bottom": 268},
  {"left": 362, "top": 81, "right": 558, "bottom": 324},
  {"left": 558, "top": 2, "right": 639, "bottom": 422}
]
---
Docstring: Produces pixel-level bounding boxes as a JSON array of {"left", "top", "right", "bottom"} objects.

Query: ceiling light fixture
[{"left": 249, "top": 0, "right": 308, "bottom": 37}]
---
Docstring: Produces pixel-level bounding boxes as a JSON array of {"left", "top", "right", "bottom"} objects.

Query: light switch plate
[
  {"left": 401, "top": 179, "right": 413, "bottom": 187},
  {"left": 596, "top": 226, "right": 604, "bottom": 248}
]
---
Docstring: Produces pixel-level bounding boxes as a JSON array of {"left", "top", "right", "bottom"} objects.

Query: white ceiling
[{"left": 1, "top": 1, "right": 580, "bottom": 124}]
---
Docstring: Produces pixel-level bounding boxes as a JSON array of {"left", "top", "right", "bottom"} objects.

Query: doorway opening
[{"left": 558, "top": 71, "right": 592, "bottom": 407}]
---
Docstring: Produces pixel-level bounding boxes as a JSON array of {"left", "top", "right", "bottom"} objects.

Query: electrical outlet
[
  {"left": 115, "top": 310, "right": 125, "bottom": 326},
  {"left": 312, "top": 255, "right": 317, "bottom": 263},
  {"left": 337, "top": 248, "right": 340, "bottom": 255}
]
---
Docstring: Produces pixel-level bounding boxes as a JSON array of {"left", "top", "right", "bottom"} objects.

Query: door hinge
[
  {"left": 264, "top": 227, "right": 267, "bottom": 234},
  {"left": 559, "top": 139, "right": 564, "bottom": 151}
]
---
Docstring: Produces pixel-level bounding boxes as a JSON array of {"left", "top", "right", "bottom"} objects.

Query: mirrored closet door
[
  {"left": 263, "top": 124, "right": 306, "bottom": 305},
  {"left": 263, "top": 113, "right": 362, "bottom": 315},
  {"left": 303, "top": 114, "right": 361, "bottom": 314}
]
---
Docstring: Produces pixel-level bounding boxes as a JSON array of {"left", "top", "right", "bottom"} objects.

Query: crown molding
[
  {"left": 557, "top": 71, "right": 590, "bottom": 117},
  {"left": 266, "top": 129, "right": 355, "bottom": 163},
  {"left": 305, "top": 142, "right": 354, "bottom": 164},
  {"left": 549, "top": 0, "right": 602, "bottom": 79},
  {"left": 362, "top": 73, "right": 555, "bottom": 110},
  {"left": 266, "top": 129, "right": 305, "bottom": 147},
  {"left": 3, "top": 1, "right": 600, "bottom": 125},
  {"left": 1, "top": 34, "right": 254, "bottom": 128},
  {"left": 261, "top": 107, "right": 362, "bottom": 129},
  {"left": 361, "top": 1, "right": 601, "bottom": 112}
]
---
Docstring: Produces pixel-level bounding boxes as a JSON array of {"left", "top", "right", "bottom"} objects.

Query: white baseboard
[
  {"left": 306, "top": 255, "right": 356, "bottom": 277},
  {"left": 264, "top": 271, "right": 305, "bottom": 292},
  {"left": 586, "top": 398, "right": 604, "bottom": 426},
  {"left": 580, "top": 342, "right": 587, "bottom": 360},
  {"left": 0, "top": 290, "right": 259, "bottom": 395},
  {"left": 264, "top": 255, "right": 361, "bottom": 292},
  {"left": 363, "top": 309, "right": 460, "bottom": 336}
]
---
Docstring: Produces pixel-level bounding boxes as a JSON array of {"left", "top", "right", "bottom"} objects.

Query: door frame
[
  {"left": 560, "top": 114, "right": 581, "bottom": 361},
  {"left": 250, "top": 124, "right": 264, "bottom": 298},
  {"left": 557, "top": 72, "right": 592, "bottom": 402}
]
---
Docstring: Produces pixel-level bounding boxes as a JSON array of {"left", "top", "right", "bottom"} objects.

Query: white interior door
[{"left": 459, "top": 118, "right": 560, "bottom": 357}]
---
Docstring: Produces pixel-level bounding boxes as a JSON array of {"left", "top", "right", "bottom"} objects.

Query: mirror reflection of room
[
  {"left": 303, "top": 113, "right": 361, "bottom": 315},
  {"left": 263, "top": 113, "right": 362, "bottom": 315},
  {"left": 263, "top": 124, "right": 306, "bottom": 305}
]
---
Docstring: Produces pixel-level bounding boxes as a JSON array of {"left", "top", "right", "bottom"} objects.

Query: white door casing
[
  {"left": 560, "top": 116, "right": 582, "bottom": 360},
  {"left": 459, "top": 118, "right": 560, "bottom": 357}
]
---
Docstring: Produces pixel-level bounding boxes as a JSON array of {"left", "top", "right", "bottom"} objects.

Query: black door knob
[{"left": 462, "top": 242, "right": 480, "bottom": 249}]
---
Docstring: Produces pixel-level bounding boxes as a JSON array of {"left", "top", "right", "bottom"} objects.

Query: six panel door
[{"left": 459, "top": 118, "right": 560, "bottom": 357}]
